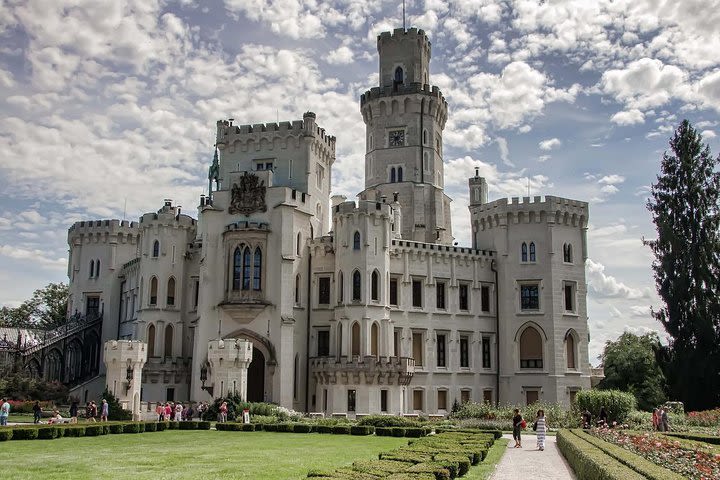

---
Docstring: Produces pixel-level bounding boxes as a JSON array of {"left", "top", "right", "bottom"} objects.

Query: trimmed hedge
[
  {"left": 405, "top": 427, "right": 425, "bottom": 438},
  {"left": 37, "top": 426, "right": 59, "bottom": 439},
  {"left": 0, "top": 429, "right": 13, "bottom": 441},
  {"left": 375, "top": 426, "right": 393, "bottom": 436},
  {"left": 167, "top": 421, "right": 179, "bottom": 430},
  {"left": 294, "top": 424, "right": 313, "bottom": 433},
  {"left": 350, "top": 425, "right": 374, "bottom": 436},
  {"left": 332, "top": 425, "right": 351, "bottom": 435},
  {"left": 392, "top": 427, "right": 407, "bottom": 437},
  {"left": 263, "top": 423, "right": 277, "bottom": 432},
  {"left": 64, "top": 426, "right": 86, "bottom": 437},
  {"left": 241, "top": 423, "right": 256, "bottom": 432},
  {"left": 122, "top": 423, "right": 141, "bottom": 434},
  {"left": 664, "top": 431, "right": 720, "bottom": 445},
  {"left": 109, "top": 424, "right": 124, "bottom": 434},
  {"left": 143, "top": 422, "right": 157, "bottom": 432},
  {"left": 198, "top": 421, "right": 211, "bottom": 430},
  {"left": 156, "top": 422, "right": 168, "bottom": 431},
  {"left": 557, "top": 430, "right": 646, "bottom": 480},
  {"left": 572, "top": 430, "right": 685, "bottom": 480},
  {"left": 178, "top": 421, "right": 198, "bottom": 430},
  {"left": 85, "top": 425, "right": 105, "bottom": 436},
  {"left": 316, "top": 425, "right": 333, "bottom": 434},
  {"left": 11, "top": 428, "right": 39, "bottom": 440}
]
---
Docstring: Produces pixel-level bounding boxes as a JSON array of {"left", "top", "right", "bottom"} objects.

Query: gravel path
[{"left": 489, "top": 433, "right": 576, "bottom": 480}]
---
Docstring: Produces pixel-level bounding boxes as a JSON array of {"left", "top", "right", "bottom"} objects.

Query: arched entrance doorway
[{"left": 247, "top": 348, "right": 265, "bottom": 402}]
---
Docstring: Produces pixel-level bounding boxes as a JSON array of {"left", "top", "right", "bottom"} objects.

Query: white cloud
[
  {"left": 326, "top": 46, "right": 354, "bottom": 65},
  {"left": 0, "top": 244, "right": 67, "bottom": 270},
  {"left": 586, "top": 258, "right": 650, "bottom": 299},
  {"left": 538, "top": 155, "right": 551, "bottom": 163},
  {"left": 599, "top": 58, "right": 687, "bottom": 111},
  {"left": 598, "top": 175, "right": 626, "bottom": 185},
  {"left": 629, "top": 305, "right": 653, "bottom": 318},
  {"left": 611, "top": 109, "right": 645, "bottom": 125},
  {"left": 539, "top": 138, "right": 561, "bottom": 151},
  {"left": 702, "top": 129, "right": 717, "bottom": 139},
  {"left": 495, "top": 137, "right": 513, "bottom": 167}
]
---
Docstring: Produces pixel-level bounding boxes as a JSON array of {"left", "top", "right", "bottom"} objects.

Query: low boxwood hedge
[
  {"left": 375, "top": 426, "right": 393, "bottom": 436},
  {"left": 0, "top": 429, "right": 13, "bottom": 441},
  {"left": 156, "top": 422, "right": 169, "bottom": 431},
  {"left": 391, "top": 427, "right": 406, "bottom": 437},
  {"left": 350, "top": 425, "right": 374, "bottom": 436},
  {"left": 167, "top": 421, "right": 179, "bottom": 430},
  {"left": 108, "top": 424, "right": 124, "bottom": 434},
  {"left": 65, "top": 426, "right": 86, "bottom": 437},
  {"left": 557, "top": 430, "right": 646, "bottom": 480},
  {"left": 315, "top": 425, "right": 333, "bottom": 434},
  {"left": 404, "top": 427, "right": 425, "bottom": 438},
  {"left": 332, "top": 425, "right": 351, "bottom": 435},
  {"left": 122, "top": 423, "right": 141, "bottom": 434},
  {"left": 11, "top": 428, "right": 39, "bottom": 440},
  {"left": 294, "top": 424, "right": 313, "bottom": 433},
  {"left": 178, "top": 421, "right": 198, "bottom": 430},
  {"left": 664, "top": 432, "right": 720, "bottom": 445},
  {"left": 37, "top": 426, "right": 59, "bottom": 439},
  {"left": 143, "top": 422, "right": 157, "bottom": 432},
  {"left": 276, "top": 423, "right": 293, "bottom": 433},
  {"left": 84, "top": 425, "right": 105, "bottom": 436},
  {"left": 198, "top": 421, "right": 211, "bottom": 430}
]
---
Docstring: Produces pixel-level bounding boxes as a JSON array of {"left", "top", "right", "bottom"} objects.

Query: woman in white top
[{"left": 535, "top": 409, "right": 547, "bottom": 451}]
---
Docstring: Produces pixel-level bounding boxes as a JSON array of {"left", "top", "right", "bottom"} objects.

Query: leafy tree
[
  {"left": 598, "top": 332, "right": 667, "bottom": 411},
  {"left": 647, "top": 120, "right": 720, "bottom": 411},
  {"left": 0, "top": 283, "right": 69, "bottom": 329}
]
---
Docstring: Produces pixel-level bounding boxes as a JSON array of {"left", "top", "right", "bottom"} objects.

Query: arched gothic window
[
  {"left": 397, "top": 167, "right": 403, "bottom": 182},
  {"left": 566, "top": 333, "right": 576, "bottom": 369},
  {"left": 529, "top": 242, "right": 536, "bottom": 262},
  {"left": 353, "top": 231, "right": 361, "bottom": 250},
  {"left": 253, "top": 247, "right": 262, "bottom": 290},
  {"left": 164, "top": 324, "right": 173, "bottom": 358},
  {"left": 232, "top": 247, "right": 242, "bottom": 290},
  {"left": 371, "top": 270, "right": 379, "bottom": 301},
  {"left": 295, "top": 274, "right": 301, "bottom": 304},
  {"left": 149, "top": 276, "right": 158, "bottom": 305},
  {"left": 147, "top": 324, "right": 156, "bottom": 357},
  {"left": 167, "top": 277, "right": 175, "bottom": 306},
  {"left": 95, "top": 259, "right": 100, "bottom": 278},
  {"left": 351, "top": 322, "right": 361, "bottom": 357},
  {"left": 352, "top": 270, "right": 361, "bottom": 301},
  {"left": 152, "top": 240, "right": 160, "bottom": 257},
  {"left": 390, "top": 167, "right": 396, "bottom": 183},
  {"left": 521, "top": 243, "right": 528, "bottom": 262},
  {"left": 520, "top": 326, "right": 543, "bottom": 369},
  {"left": 371, "top": 323, "right": 379, "bottom": 357},
  {"left": 564, "top": 243, "right": 573, "bottom": 263},
  {"left": 242, "top": 247, "right": 251, "bottom": 290},
  {"left": 394, "top": 66, "right": 403, "bottom": 85}
]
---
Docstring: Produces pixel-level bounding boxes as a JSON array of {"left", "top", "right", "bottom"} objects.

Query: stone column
[
  {"left": 206, "top": 339, "right": 253, "bottom": 400},
  {"left": 104, "top": 340, "right": 147, "bottom": 421}
]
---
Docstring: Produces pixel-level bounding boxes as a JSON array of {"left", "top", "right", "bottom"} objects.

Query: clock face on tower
[{"left": 388, "top": 130, "right": 405, "bottom": 147}]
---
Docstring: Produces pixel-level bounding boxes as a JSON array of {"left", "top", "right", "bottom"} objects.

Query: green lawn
[
  {"left": 464, "top": 438, "right": 509, "bottom": 479},
  {"left": 0, "top": 431, "right": 407, "bottom": 480}
]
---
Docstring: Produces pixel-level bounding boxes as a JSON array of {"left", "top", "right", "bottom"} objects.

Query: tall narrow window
[
  {"left": 371, "top": 323, "right": 379, "bottom": 356},
  {"left": 520, "top": 327, "right": 543, "bottom": 369},
  {"left": 394, "top": 66, "right": 403, "bottom": 85},
  {"left": 564, "top": 244, "right": 573, "bottom": 263},
  {"left": 529, "top": 242, "right": 536, "bottom": 262},
  {"left": 460, "top": 336, "right": 469, "bottom": 368},
  {"left": 566, "top": 334, "right": 576, "bottom": 369},
  {"left": 95, "top": 259, "right": 100, "bottom": 278},
  {"left": 397, "top": 167, "right": 403, "bottom": 182},
  {"left": 194, "top": 280, "right": 199, "bottom": 308},
  {"left": 565, "top": 283, "right": 575, "bottom": 311},
  {"left": 318, "top": 277, "right": 330, "bottom": 305},
  {"left": 147, "top": 324, "right": 156, "bottom": 357},
  {"left": 338, "top": 271, "right": 344, "bottom": 303},
  {"left": 412, "top": 279, "right": 422, "bottom": 308},
  {"left": 459, "top": 284, "right": 469, "bottom": 310},
  {"left": 297, "top": 233, "right": 302, "bottom": 255},
  {"left": 437, "top": 390, "right": 447, "bottom": 411},
  {"left": 149, "top": 277, "right": 158, "bottom": 305},
  {"left": 89, "top": 260, "right": 94, "bottom": 278},
  {"left": 390, "top": 167, "right": 396, "bottom": 183},
  {"left": 167, "top": 277, "right": 175, "bottom": 306},
  {"left": 482, "top": 337, "right": 491, "bottom": 368},
  {"left": 295, "top": 275, "right": 301, "bottom": 305},
  {"left": 481, "top": 285, "right": 491, "bottom": 312},
  {"left": 164, "top": 324, "right": 173, "bottom": 358},
  {"left": 317, "top": 330, "right": 329, "bottom": 356},
  {"left": 351, "top": 322, "right": 360, "bottom": 357},
  {"left": 242, "top": 247, "right": 251, "bottom": 290},
  {"left": 389, "top": 278, "right": 398, "bottom": 306},
  {"left": 353, "top": 231, "right": 361, "bottom": 250},
  {"left": 380, "top": 390, "right": 388, "bottom": 412},
  {"left": 352, "top": 270, "right": 361, "bottom": 301},
  {"left": 348, "top": 389, "right": 356, "bottom": 412},
  {"left": 436, "top": 334, "right": 446, "bottom": 367},
  {"left": 412, "top": 332, "right": 423, "bottom": 366},
  {"left": 233, "top": 247, "right": 242, "bottom": 291},
  {"left": 152, "top": 240, "right": 160, "bottom": 258},
  {"left": 436, "top": 281, "right": 446, "bottom": 309},
  {"left": 521, "top": 242, "right": 528, "bottom": 262},
  {"left": 253, "top": 247, "right": 262, "bottom": 290},
  {"left": 371, "top": 270, "right": 379, "bottom": 301}
]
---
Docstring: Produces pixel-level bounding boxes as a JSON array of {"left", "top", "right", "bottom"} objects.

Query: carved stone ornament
[{"left": 228, "top": 172, "right": 267, "bottom": 215}]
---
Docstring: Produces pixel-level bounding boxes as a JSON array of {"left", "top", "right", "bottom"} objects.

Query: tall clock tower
[{"left": 359, "top": 28, "right": 452, "bottom": 244}]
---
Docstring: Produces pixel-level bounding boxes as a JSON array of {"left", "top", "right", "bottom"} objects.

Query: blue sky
[{"left": 1, "top": 0, "right": 719, "bottom": 363}]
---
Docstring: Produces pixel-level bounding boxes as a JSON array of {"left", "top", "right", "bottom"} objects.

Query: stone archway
[{"left": 247, "top": 348, "right": 265, "bottom": 402}]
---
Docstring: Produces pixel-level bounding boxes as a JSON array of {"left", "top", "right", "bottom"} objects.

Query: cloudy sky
[{"left": 1, "top": 0, "right": 719, "bottom": 363}]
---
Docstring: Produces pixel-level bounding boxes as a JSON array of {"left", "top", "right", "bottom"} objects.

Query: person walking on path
[
  {"left": 101, "top": 399, "right": 109, "bottom": 421},
  {"left": 535, "top": 409, "right": 547, "bottom": 451},
  {"left": 652, "top": 408, "right": 659, "bottom": 431},
  {"left": 174, "top": 403, "right": 182, "bottom": 422},
  {"left": 219, "top": 401, "right": 228, "bottom": 423},
  {"left": 512, "top": 408, "right": 523, "bottom": 448},
  {"left": 661, "top": 408, "right": 670, "bottom": 432},
  {"left": 0, "top": 398, "right": 10, "bottom": 426},
  {"left": 581, "top": 408, "right": 592, "bottom": 429},
  {"left": 156, "top": 403, "right": 164, "bottom": 421},
  {"left": 598, "top": 406, "right": 608, "bottom": 427},
  {"left": 32, "top": 401, "right": 42, "bottom": 424},
  {"left": 164, "top": 403, "right": 172, "bottom": 421},
  {"left": 69, "top": 401, "right": 78, "bottom": 423}
]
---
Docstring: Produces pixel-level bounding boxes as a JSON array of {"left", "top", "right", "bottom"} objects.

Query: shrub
[
  {"left": 156, "top": 422, "right": 168, "bottom": 431},
  {"left": 241, "top": 423, "right": 255, "bottom": 432},
  {"left": 350, "top": 425, "right": 374, "bottom": 436},
  {"left": 143, "top": 422, "right": 157, "bottom": 432},
  {"left": 84, "top": 425, "right": 104, "bottom": 436},
  {"left": 664, "top": 431, "right": 720, "bottom": 445},
  {"left": 122, "top": 423, "right": 141, "bottom": 434},
  {"left": 557, "top": 430, "right": 645, "bottom": 480},
  {"left": 316, "top": 425, "right": 332, "bottom": 434},
  {"left": 405, "top": 427, "right": 425, "bottom": 438},
  {"left": 357, "top": 415, "right": 420, "bottom": 428},
  {"left": 294, "top": 423, "right": 313, "bottom": 433},
  {"left": 98, "top": 387, "right": 132, "bottom": 421},
  {"left": 178, "top": 421, "right": 198, "bottom": 430},
  {"left": 167, "top": 421, "right": 179, "bottom": 430},
  {"left": 198, "top": 421, "right": 211, "bottom": 430},
  {"left": 391, "top": 427, "right": 407, "bottom": 437},
  {"left": 576, "top": 390, "right": 636, "bottom": 423},
  {"left": 201, "top": 393, "right": 288, "bottom": 422},
  {"left": 375, "top": 426, "right": 393, "bottom": 436},
  {"left": 37, "top": 426, "right": 59, "bottom": 439},
  {"left": 276, "top": 423, "right": 294, "bottom": 433},
  {"left": 109, "top": 424, "right": 124, "bottom": 434},
  {"left": 0, "top": 429, "right": 13, "bottom": 441},
  {"left": 64, "top": 426, "right": 86, "bottom": 437},
  {"left": 11, "top": 428, "right": 38, "bottom": 440},
  {"left": 332, "top": 425, "right": 351, "bottom": 435}
]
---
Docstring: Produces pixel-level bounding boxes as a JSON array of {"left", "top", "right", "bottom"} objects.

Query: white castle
[{"left": 62, "top": 28, "right": 592, "bottom": 414}]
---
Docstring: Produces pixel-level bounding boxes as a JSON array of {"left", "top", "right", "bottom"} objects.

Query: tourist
[
  {"left": 661, "top": 408, "right": 670, "bottom": 432},
  {"left": 581, "top": 408, "right": 592, "bottom": 429},
  {"left": 101, "top": 399, "right": 109, "bottom": 421},
  {"left": 219, "top": 401, "right": 228, "bottom": 423},
  {"left": 174, "top": 403, "right": 182, "bottom": 422},
  {"left": 511, "top": 408, "right": 523, "bottom": 448},
  {"left": 69, "top": 401, "right": 78, "bottom": 423},
  {"left": 47, "top": 410, "right": 63, "bottom": 425},
  {"left": 32, "top": 401, "right": 42, "bottom": 424},
  {"left": 652, "top": 408, "right": 659, "bottom": 431},
  {"left": 0, "top": 398, "right": 10, "bottom": 426},
  {"left": 598, "top": 406, "right": 608, "bottom": 427},
  {"left": 657, "top": 407, "right": 666, "bottom": 431},
  {"left": 164, "top": 403, "right": 172, "bottom": 420},
  {"left": 156, "top": 403, "right": 164, "bottom": 421},
  {"left": 89, "top": 401, "right": 98, "bottom": 422},
  {"left": 535, "top": 409, "right": 547, "bottom": 451}
]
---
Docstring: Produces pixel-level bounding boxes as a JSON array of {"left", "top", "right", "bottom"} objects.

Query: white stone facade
[{"left": 66, "top": 27, "right": 591, "bottom": 414}]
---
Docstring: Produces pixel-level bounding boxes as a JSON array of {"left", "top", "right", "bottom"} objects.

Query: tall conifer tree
[{"left": 647, "top": 120, "right": 720, "bottom": 410}]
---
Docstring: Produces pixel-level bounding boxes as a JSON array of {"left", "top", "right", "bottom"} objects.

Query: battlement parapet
[
  {"left": 332, "top": 200, "right": 393, "bottom": 218},
  {"left": 103, "top": 340, "right": 147, "bottom": 363},
  {"left": 390, "top": 239, "right": 493, "bottom": 260},
  {"left": 139, "top": 212, "right": 196, "bottom": 229},
  {"left": 216, "top": 117, "right": 336, "bottom": 151},
  {"left": 68, "top": 219, "right": 140, "bottom": 243},
  {"left": 377, "top": 27, "right": 430, "bottom": 49},
  {"left": 360, "top": 83, "right": 446, "bottom": 106},
  {"left": 471, "top": 195, "right": 589, "bottom": 228}
]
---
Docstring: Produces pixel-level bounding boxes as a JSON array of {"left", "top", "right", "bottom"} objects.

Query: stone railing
[{"left": 310, "top": 355, "right": 415, "bottom": 386}]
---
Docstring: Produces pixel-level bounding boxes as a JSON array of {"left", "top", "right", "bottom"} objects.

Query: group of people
[
  {"left": 511, "top": 408, "right": 548, "bottom": 451},
  {"left": 652, "top": 407, "right": 671, "bottom": 431},
  {"left": 155, "top": 401, "right": 209, "bottom": 422}
]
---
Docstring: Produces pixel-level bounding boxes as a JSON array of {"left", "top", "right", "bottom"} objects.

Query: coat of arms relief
[{"left": 228, "top": 172, "right": 267, "bottom": 215}]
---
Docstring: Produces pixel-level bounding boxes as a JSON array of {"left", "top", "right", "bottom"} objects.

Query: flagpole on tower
[{"left": 403, "top": 0, "right": 406, "bottom": 30}]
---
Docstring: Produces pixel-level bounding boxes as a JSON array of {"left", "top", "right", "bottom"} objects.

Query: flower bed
[{"left": 591, "top": 427, "right": 720, "bottom": 480}]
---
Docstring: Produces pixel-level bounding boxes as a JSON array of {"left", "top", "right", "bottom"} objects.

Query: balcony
[
  {"left": 219, "top": 290, "right": 270, "bottom": 322},
  {"left": 310, "top": 355, "right": 415, "bottom": 386}
]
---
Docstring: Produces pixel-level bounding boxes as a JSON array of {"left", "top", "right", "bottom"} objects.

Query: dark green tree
[
  {"left": 0, "top": 283, "right": 69, "bottom": 329},
  {"left": 598, "top": 332, "right": 667, "bottom": 411},
  {"left": 647, "top": 120, "right": 720, "bottom": 411}
]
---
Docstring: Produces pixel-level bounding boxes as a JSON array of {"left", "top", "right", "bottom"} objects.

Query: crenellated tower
[{"left": 359, "top": 28, "right": 452, "bottom": 244}]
